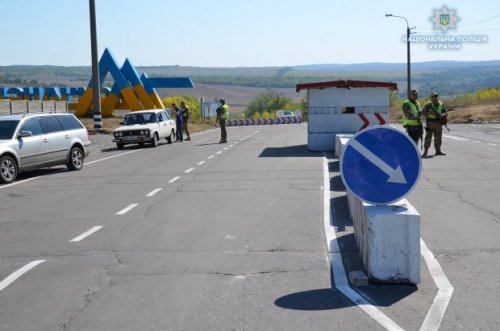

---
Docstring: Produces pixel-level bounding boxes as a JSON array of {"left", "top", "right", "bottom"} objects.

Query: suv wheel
[
  {"left": 151, "top": 133, "right": 159, "bottom": 147},
  {"left": 166, "top": 130, "right": 175, "bottom": 144},
  {"left": 0, "top": 155, "right": 18, "bottom": 184},
  {"left": 67, "top": 146, "right": 84, "bottom": 171}
]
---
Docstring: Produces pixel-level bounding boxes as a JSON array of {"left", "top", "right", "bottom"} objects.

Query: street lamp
[{"left": 385, "top": 14, "right": 415, "bottom": 98}]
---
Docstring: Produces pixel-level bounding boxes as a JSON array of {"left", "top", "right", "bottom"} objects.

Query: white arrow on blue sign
[{"left": 340, "top": 126, "right": 421, "bottom": 204}]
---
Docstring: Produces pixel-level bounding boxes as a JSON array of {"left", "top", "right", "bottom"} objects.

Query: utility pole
[{"left": 89, "top": 0, "right": 102, "bottom": 131}]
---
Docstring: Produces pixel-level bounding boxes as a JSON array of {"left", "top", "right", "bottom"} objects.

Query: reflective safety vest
[
  {"left": 426, "top": 101, "right": 444, "bottom": 120},
  {"left": 220, "top": 104, "right": 230, "bottom": 120},
  {"left": 402, "top": 99, "right": 421, "bottom": 127}
]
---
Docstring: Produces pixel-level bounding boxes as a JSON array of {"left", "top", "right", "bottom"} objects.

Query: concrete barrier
[{"left": 336, "top": 135, "right": 421, "bottom": 284}]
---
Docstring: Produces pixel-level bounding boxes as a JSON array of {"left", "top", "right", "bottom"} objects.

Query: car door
[
  {"left": 157, "top": 111, "right": 170, "bottom": 138},
  {"left": 15, "top": 117, "right": 44, "bottom": 169},
  {"left": 38, "top": 116, "right": 69, "bottom": 164},
  {"left": 160, "top": 111, "right": 174, "bottom": 135}
]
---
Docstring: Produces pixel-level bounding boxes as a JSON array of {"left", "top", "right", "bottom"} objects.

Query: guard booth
[{"left": 296, "top": 80, "right": 397, "bottom": 152}]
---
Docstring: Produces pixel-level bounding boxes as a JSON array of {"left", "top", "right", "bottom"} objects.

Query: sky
[{"left": 0, "top": 0, "right": 499, "bottom": 67}]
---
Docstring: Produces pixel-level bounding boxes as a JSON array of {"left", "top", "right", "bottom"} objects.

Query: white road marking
[
  {"left": 146, "top": 188, "right": 162, "bottom": 197},
  {"left": 0, "top": 177, "right": 37, "bottom": 190},
  {"left": 472, "top": 140, "right": 482, "bottom": 143},
  {"left": 239, "top": 138, "right": 244, "bottom": 141},
  {"left": 197, "top": 161, "right": 206, "bottom": 165},
  {"left": 471, "top": 124, "right": 500, "bottom": 129},
  {"left": 185, "top": 168, "right": 194, "bottom": 173},
  {"left": 208, "top": 155, "right": 215, "bottom": 159},
  {"left": 116, "top": 203, "right": 138, "bottom": 215},
  {"left": 70, "top": 226, "right": 103, "bottom": 242},
  {"left": 223, "top": 147, "right": 229, "bottom": 150},
  {"left": 235, "top": 141, "right": 239, "bottom": 144},
  {"left": 419, "top": 239, "right": 454, "bottom": 331},
  {"left": 229, "top": 144, "right": 235, "bottom": 147},
  {"left": 488, "top": 143, "right": 497, "bottom": 146},
  {"left": 169, "top": 176, "right": 180, "bottom": 183},
  {"left": 444, "top": 135, "right": 469, "bottom": 141},
  {"left": 0, "top": 260, "right": 45, "bottom": 292},
  {"left": 216, "top": 151, "right": 222, "bottom": 155},
  {"left": 86, "top": 150, "right": 141, "bottom": 165},
  {"left": 322, "top": 157, "right": 404, "bottom": 330}
]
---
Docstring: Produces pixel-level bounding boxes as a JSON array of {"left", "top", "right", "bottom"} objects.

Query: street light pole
[
  {"left": 89, "top": 0, "right": 102, "bottom": 131},
  {"left": 385, "top": 14, "right": 414, "bottom": 98}
]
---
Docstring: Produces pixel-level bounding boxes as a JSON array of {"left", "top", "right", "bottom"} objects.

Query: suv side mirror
[{"left": 18, "top": 130, "right": 33, "bottom": 138}]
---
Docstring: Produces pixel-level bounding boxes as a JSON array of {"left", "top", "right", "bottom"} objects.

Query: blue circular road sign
[{"left": 340, "top": 126, "right": 421, "bottom": 204}]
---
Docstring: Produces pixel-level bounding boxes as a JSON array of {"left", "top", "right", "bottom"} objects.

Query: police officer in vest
[
  {"left": 422, "top": 92, "right": 448, "bottom": 156},
  {"left": 218, "top": 98, "right": 229, "bottom": 143},
  {"left": 402, "top": 89, "right": 423, "bottom": 146}
]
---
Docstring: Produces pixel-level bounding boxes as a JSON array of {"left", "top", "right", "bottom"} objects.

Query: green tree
[
  {"left": 244, "top": 90, "right": 292, "bottom": 118},
  {"left": 162, "top": 95, "right": 201, "bottom": 122}
]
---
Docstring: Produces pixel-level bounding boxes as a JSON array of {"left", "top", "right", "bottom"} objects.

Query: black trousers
[{"left": 405, "top": 125, "right": 422, "bottom": 146}]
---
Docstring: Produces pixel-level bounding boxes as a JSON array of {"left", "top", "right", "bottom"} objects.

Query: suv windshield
[{"left": 0, "top": 120, "right": 20, "bottom": 139}]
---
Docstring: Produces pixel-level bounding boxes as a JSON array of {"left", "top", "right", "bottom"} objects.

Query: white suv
[
  {"left": 0, "top": 113, "right": 91, "bottom": 184},
  {"left": 113, "top": 109, "right": 176, "bottom": 149}
]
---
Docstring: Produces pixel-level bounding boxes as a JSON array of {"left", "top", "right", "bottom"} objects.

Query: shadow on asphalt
[
  {"left": 274, "top": 288, "right": 355, "bottom": 310},
  {"left": 259, "top": 144, "right": 322, "bottom": 158}
]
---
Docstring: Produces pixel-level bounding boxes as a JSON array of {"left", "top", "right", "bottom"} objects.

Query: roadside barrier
[
  {"left": 226, "top": 117, "right": 302, "bottom": 127},
  {"left": 0, "top": 99, "right": 68, "bottom": 115},
  {"left": 336, "top": 134, "right": 421, "bottom": 284}
]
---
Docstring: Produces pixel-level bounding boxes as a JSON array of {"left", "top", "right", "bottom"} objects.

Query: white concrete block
[
  {"left": 307, "top": 133, "right": 336, "bottom": 151},
  {"left": 335, "top": 134, "right": 352, "bottom": 158},
  {"left": 362, "top": 200, "right": 420, "bottom": 284}
]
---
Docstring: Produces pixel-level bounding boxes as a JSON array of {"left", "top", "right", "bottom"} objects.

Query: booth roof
[{"left": 296, "top": 80, "right": 398, "bottom": 92}]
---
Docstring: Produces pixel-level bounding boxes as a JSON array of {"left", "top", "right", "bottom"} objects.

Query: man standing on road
[
  {"left": 180, "top": 101, "right": 191, "bottom": 141},
  {"left": 171, "top": 103, "right": 183, "bottom": 142},
  {"left": 218, "top": 98, "right": 229, "bottom": 143},
  {"left": 422, "top": 92, "right": 448, "bottom": 156},
  {"left": 402, "top": 89, "right": 423, "bottom": 146}
]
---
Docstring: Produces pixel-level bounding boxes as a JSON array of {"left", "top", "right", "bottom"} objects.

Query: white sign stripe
[
  {"left": 116, "top": 203, "right": 138, "bottom": 215},
  {"left": 0, "top": 260, "right": 45, "bottom": 292},
  {"left": 169, "top": 176, "right": 180, "bottom": 183},
  {"left": 198, "top": 160, "right": 206, "bottom": 165},
  {"left": 146, "top": 188, "right": 162, "bottom": 197},
  {"left": 70, "top": 226, "right": 103, "bottom": 242},
  {"left": 184, "top": 168, "right": 194, "bottom": 173},
  {"left": 322, "top": 157, "right": 404, "bottom": 331}
]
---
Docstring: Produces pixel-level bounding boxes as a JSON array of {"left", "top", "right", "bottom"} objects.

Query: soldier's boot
[
  {"left": 422, "top": 148, "right": 428, "bottom": 157},
  {"left": 435, "top": 149, "right": 446, "bottom": 156}
]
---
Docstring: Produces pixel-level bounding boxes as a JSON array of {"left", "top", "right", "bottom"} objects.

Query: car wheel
[
  {"left": 117, "top": 143, "right": 124, "bottom": 150},
  {"left": 0, "top": 155, "right": 18, "bottom": 184},
  {"left": 166, "top": 130, "right": 175, "bottom": 144},
  {"left": 151, "top": 133, "right": 159, "bottom": 147},
  {"left": 67, "top": 146, "right": 84, "bottom": 171}
]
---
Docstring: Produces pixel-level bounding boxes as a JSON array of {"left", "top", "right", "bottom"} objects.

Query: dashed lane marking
[
  {"left": 0, "top": 260, "right": 46, "bottom": 292},
  {"left": 116, "top": 203, "right": 138, "bottom": 215},
  {"left": 169, "top": 176, "right": 180, "bottom": 183},
  {"left": 216, "top": 151, "right": 222, "bottom": 155},
  {"left": 146, "top": 188, "right": 163, "bottom": 197},
  {"left": 70, "top": 226, "right": 103, "bottom": 242},
  {"left": 198, "top": 161, "right": 206, "bottom": 165},
  {"left": 208, "top": 155, "right": 215, "bottom": 159},
  {"left": 185, "top": 168, "right": 194, "bottom": 173}
]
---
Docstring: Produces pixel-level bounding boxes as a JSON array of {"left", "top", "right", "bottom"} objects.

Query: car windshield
[
  {"left": 0, "top": 120, "right": 20, "bottom": 139},
  {"left": 284, "top": 111, "right": 293, "bottom": 116},
  {"left": 123, "top": 113, "right": 157, "bottom": 125}
]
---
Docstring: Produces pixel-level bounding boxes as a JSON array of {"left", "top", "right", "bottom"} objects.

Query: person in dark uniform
[
  {"left": 217, "top": 98, "right": 229, "bottom": 143},
  {"left": 171, "top": 103, "right": 183, "bottom": 142},
  {"left": 180, "top": 101, "right": 191, "bottom": 141},
  {"left": 422, "top": 92, "right": 448, "bottom": 156}
]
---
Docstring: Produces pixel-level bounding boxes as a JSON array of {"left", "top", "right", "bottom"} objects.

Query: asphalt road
[{"left": 0, "top": 122, "right": 499, "bottom": 330}]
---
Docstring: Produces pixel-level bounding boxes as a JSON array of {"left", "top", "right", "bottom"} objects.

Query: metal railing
[{"left": 0, "top": 99, "right": 68, "bottom": 115}]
